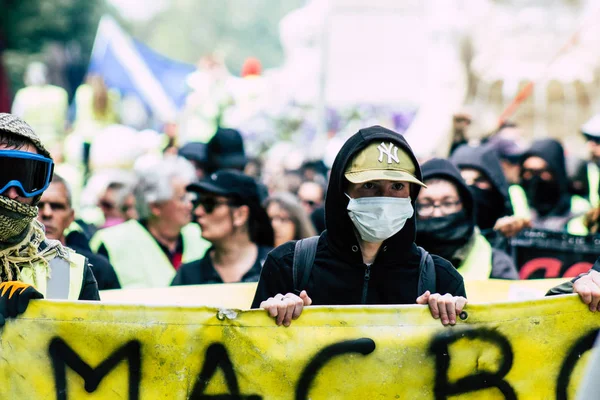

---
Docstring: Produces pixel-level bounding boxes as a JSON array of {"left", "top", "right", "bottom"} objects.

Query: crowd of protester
[{"left": 1, "top": 61, "right": 599, "bottom": 328}]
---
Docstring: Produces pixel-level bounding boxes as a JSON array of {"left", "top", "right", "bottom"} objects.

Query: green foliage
[
  {"left": 131, "top": 0, "right": 305, "bottom": 74},
  {"left": 0, "top": 0, "right": 116, "bottom": 95}
]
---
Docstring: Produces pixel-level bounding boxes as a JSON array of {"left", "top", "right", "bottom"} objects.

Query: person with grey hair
[{"left": 89, "top": 156, "right": 211, "bottom": 289}]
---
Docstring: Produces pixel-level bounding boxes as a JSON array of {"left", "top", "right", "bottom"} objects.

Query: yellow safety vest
[
  {"left": 19, "top": 249, "right": 85, "bottom": 300},
  {"left": 508, "top": 184, "right": 590, "bottom": 234},
  {"left": 12, "top": 85, "right": 68, "bottom": 149},
  {"left": 456, "top": 234, "right": 493, "bottom": 280},
  {"left": 589, "top": 162, "right": 599, "bottom": 207},
  {"left": 73, "top": 84, "right": 120, "bottom": 141},
  {"left": 89, "top": 220, "right": 210, "bottom": 289}
]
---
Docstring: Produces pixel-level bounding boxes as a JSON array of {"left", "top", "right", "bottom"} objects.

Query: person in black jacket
[
  {"left": 37, "top": 174, "right": 121, "bottom": 290},
  {"left": 171, "top": 170, "right": 274, "bottom": 285},
  {"left": 252, "top": 126, "right": 467, "bottom": 327},
  {"left": 415, "top": 158, "right": 518, "bottom": 280},
  {"left": 450, "top": 144, "right": 513, "bottom": 231}
]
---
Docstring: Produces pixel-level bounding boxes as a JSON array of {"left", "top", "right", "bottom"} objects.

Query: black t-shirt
[{"left": 171, "top": 246, "right": 272, "bottom": 286}]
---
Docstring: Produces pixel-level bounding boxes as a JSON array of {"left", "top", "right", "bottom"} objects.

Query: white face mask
[{"left": 346, "top": 194, "right": 414, "bottom": 243}]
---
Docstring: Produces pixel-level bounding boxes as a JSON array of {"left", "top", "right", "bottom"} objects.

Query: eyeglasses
[
  {"left": 416, "top": 200, "right": 462, "bottom": 217},
  {"left": 38, "top": 201, "right": 68, "bottom": 211},
  {"left": 0, "top": 150, "right": 54, "bottom": 198},
  {"left": 192, "top": 197, "right": 237, "bottom": 213}
]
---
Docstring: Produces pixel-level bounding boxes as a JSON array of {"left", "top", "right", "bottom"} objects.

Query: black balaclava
[
  {"left": 520, "top": 139, "right": 571, "bottom": 217},
  {"left": 416, "top": 158, "right": 475, "bottom": 265},
  {"left": 450, "top": 144, "right": 513, "bottom": 230}
]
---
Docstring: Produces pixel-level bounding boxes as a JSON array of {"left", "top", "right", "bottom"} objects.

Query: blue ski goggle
[{"left": 0, "top": 150, "right": 54, "bottom": 198}]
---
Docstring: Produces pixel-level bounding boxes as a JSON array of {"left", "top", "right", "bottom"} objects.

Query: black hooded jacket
[
  {"left": 417, "top": 158, "right": 518, "bottom": 280},
  {"left": 251, "top": 126, "right": 465, "bottom": 308},
  {"left": 520, "top": 139, "right": 572, "bottom": 216},
  {"left": 450, "top": 144, "right": 513, "bottom": 225}
]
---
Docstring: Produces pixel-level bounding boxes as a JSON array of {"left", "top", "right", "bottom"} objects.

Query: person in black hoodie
[
  {"left": 450, "top": 144, "right": 513, "bottom": 231},
  {"left": 172, "top": 170, "right": 274, "bottom": 285},
  {"left": 510, "top": 139, "right": 590, "bottom": 233},
  {"left": 252, "top": 126, "right": 466, "bottom": 327},
  {"left": 415, "top": 158, "right": 518, "bottom": 280}
]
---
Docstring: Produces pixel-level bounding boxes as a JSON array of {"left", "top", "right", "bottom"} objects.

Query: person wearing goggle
[
  {"left": 0, "top": 113, "right": 100, "bottom": 328},
  {"left": 0, "top": 149, "right": 54, "bottom": 199}
]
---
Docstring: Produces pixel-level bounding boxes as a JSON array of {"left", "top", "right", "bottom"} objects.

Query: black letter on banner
[
  {"left": 295, "top": 338, "right": 376, "bottom": 400},
  {"left": 189, "top": 342, "right": 262, "bottom": 399},
  {"left": 430, "top": 328, "right": 516, "bottom": 400},
  {"left": 556, "top": 328, "right": 599, "bottom": 400},
  {"left": 49, "top": 337, "right": 141, "bottom": 400}
]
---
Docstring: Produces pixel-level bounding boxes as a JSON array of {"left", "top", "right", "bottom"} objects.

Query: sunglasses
[
  {"left": 0, "top": 150, "right": 53, "bottom": 198},
  {"left": 192, "top": 197, "right": 238, "bottom": 213}
]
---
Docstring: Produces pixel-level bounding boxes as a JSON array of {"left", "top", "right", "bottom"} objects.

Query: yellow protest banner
[
  {"left": 99, "top": 279, "right": 569, "bottom": 307},
  {"left": 0, "top": 294, "right": 596, "bottom": 399}
]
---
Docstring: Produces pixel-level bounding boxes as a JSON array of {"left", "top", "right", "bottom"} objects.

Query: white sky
[{"left": 107, "top": 0, "right": 169, "bottom": 21}]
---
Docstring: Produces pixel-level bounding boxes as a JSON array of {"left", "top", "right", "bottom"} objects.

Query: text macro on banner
[{"left": 0, "top": 295, "right": 597, "bottom": 399}]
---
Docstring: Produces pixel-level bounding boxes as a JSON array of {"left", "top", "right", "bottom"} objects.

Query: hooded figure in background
[
  {"left": 450, "top": 144, "right": 513, "bottom": 231},
  {"left": 252, "top": 126, "right": 467, "bottom": 327},
  {"left": 416, "top": 158, "right": 518, "bottom": 280},
  {"left": 512, "top": 139, "right": 590, "bottom": 232}
]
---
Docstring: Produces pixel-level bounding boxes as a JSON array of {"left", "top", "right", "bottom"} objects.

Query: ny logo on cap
[{"left": 377, "top": 142, "right": 399, "bottom": 164}]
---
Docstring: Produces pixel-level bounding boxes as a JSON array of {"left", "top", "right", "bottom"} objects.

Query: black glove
[{"left": 0, "top": 281, "right": 44, "bottom": 327}]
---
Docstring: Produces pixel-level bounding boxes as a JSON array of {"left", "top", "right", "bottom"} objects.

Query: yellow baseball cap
[{"left": 344, "top": 141, "right": 426, "bottom": 186}]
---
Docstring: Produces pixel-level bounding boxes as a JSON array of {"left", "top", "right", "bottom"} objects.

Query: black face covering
[
  {"left": 521, "top": 176, "right": 561, "bottom": 216},
  {"left": 416, "top": 210, "right": 474, "bottom": 263},
  {"left": 469, "top": 186, "right": 506, "bottom": 230}
]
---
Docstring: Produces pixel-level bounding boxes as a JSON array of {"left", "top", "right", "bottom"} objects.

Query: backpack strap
[
  {"left": 292, "top": 236, "right": 320, "bottom": 295},
  {"left": 417, "top": 246, "right": 437, "bottom": 295}
]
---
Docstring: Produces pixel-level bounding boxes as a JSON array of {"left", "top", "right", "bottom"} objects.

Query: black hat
[
  {"left": 178, "top": 142, "right": 208, "bottom": 164},
  {"left": 187, "top": 170, "right": 258, "bottom": 204},
  {"left": 205, "top": 127, "right": 247, "bottom": 173},
  {"left": 187, "top": 170, "right": 274, "bottom": 247}
]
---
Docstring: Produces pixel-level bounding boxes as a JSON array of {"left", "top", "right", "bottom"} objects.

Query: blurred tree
[
  {"left": 132, "top": 0, "right": 305, "bottom": 75},
  {"left": 0, "top": 0, "right": 118, "bottom": 102}
]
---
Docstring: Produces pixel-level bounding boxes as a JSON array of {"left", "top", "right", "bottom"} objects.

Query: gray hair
[
  {"left": 50, "top": 174, "right": 72, "bottom": 208},
  {"left": 135, "top": 156, "right": 195, "bottom": 219}
]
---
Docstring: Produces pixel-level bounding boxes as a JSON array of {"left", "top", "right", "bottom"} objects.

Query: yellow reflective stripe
[
  {"left": 509, "top": 185, "right": 531, "bottom": 218},
  {"left": 589, "top": 162, "right": 599, "bottom": 207},
  {"left": 67, "top": 252, "right": 86, "bottom": 300},
  {"left": 456, "top": 234, "right": 493, "bottom": 280}
]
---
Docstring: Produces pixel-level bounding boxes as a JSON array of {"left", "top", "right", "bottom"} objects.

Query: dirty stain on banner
[{"left": 0, "top": 295, "right": 597, "bottom": 399}]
